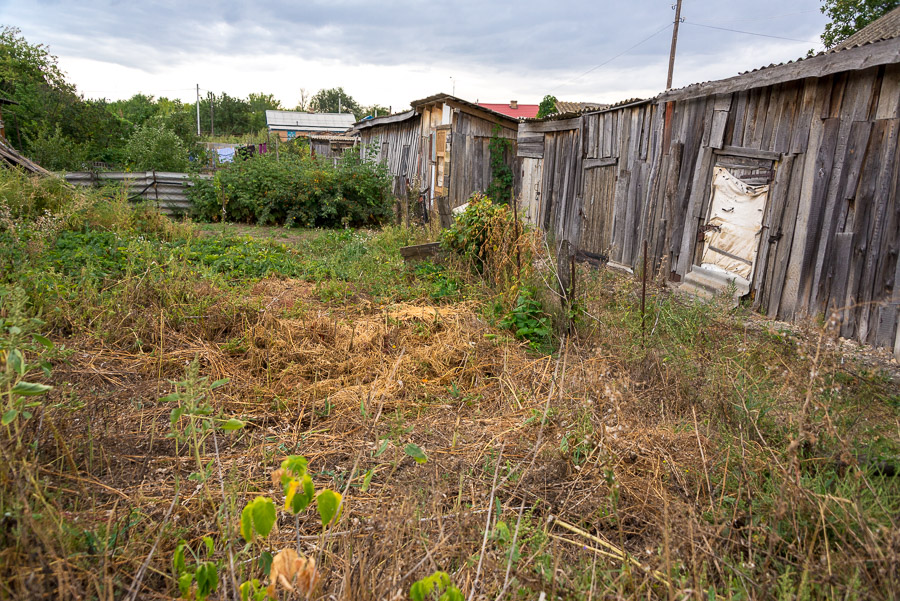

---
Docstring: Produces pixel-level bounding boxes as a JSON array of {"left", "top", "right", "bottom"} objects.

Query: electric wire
[
  {"left": 551, "top": 22, "right": 673, "bottom": 92},
  {"left": 682, "top": 21, "right": 822, "bottom": 45}
]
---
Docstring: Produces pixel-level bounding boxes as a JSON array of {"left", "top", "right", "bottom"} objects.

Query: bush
[
  {"left": 25, "top": 125, "right": 91, "bottom": 172},
  {"left": 441, "top": 193, "right": 529, "bottom": 287},
  {"left": 189, "top": 149, "right": 393, "bottom": 228},
  {"left": 124, "top": 124, "right": 191, "bottom": 172}
]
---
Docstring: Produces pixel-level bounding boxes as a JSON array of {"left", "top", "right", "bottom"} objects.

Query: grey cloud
[{"left": 1, "top": 0, "right": 827, "bottom": 95}]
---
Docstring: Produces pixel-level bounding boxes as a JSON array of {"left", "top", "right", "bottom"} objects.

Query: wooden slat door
[{"left": 580, "top": 165, "right": 617, "bottom": 255}]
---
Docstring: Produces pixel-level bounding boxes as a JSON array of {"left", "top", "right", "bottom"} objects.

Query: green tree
[
  {"left": 820, "top": 0, "right": 900, "bottom": 48},
  {"left": 124, "top": 124, "right": 191, "bottom": 172},
  {"left": 198, "top": 92, "right": 252, "bottom": 136},
  {"left": 362, "top": 104, "right": 390, "bottom": 119},
  {"left": 25, "top": 124, "right": 90, "bottom": 171},
  {"left": 309, "top": 87, "right": 362, "bottom": 120},
  {"left": 0, "top": 26, "right": 76, "bottom": 149},
  {"left": 108, "top": 93, "right": 159, "bottom": 127},
  {"left": 248, "top": 92, "right": 282, "bottom": 132},
  {"left": 0, "top": 27, "right": 132, "bottom": 167},
  {"left": 536, "top": 95, "right": 557, "bottom": 119}
]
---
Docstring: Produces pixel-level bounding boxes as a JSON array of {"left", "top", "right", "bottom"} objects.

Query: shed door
[
  {"left": 520, "top": 158, "right": 543, "bottom": 225},
  {"left": 580, "top": 163, "right": 617, "bottom": 256},
  {"left": 698, "top": 166, "right": 768, "bottom": 282}
]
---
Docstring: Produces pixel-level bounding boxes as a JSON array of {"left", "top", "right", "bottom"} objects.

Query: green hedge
[{"left": 189, "top": 149, "right": 393, "bottom": 228}]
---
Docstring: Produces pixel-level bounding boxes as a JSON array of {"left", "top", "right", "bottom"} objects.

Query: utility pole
[
  {"left": 338, "top": 93, "right": 342, "bottom": 114},
  {"left": 196, "top": 84, "right": 201, "bottom": 136},
  {"left": 666, "top": 0, "right": 683, "bottom": 90},
  {"left": 209, "top": 91, "right": 215, "bottom": 137}
]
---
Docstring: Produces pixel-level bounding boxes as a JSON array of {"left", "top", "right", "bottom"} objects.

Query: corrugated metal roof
[
  {"left": 308, "top": 133, "right": 358, "bottom": 141},
  {"left": 525, "top": 98, "right": 648, "bottom": 122},
  {"left": 554, "top": 101, "right": 607, "bottom": 114},
  {"left": 662, "top": 7, "right": 900, "bottom": 100},
  {"left": 353, "top": 109, "right": 419, "bottom": 130},
  {"left": 265, "top": 110, "right": 356, "bottom": 131},
  {"left": 831, "top": 5, "right": 900, "bottom": 52}
]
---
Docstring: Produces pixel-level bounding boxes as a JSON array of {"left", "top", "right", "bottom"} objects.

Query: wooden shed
[
  {"left": 309, "top": 134, "right": 358, "bottom": 166},
  {"left": 411, "top": 93, "right": 519, "bottom": 210},
  {"left": 354, "top": 110, "right": 422, "bottom": 198},
  {"left": 517, "top": 6, "right": 900, "bottom": 356}
]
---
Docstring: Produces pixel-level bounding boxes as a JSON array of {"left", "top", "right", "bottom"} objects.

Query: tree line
[{"left": 0, "top": 27, "right": 389, "bottom": 172}]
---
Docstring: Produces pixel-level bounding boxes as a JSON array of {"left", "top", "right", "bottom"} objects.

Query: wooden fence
[
  {"left": 519, "top": 37, "right": 900, "bottom": 356},
  {"left": 64, "top": 171, "right": 209, "bottom": 216}
]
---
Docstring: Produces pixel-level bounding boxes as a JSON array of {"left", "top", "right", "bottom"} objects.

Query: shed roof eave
[{"left": 660, "top": 35, "right": 900, "bottom": 102}]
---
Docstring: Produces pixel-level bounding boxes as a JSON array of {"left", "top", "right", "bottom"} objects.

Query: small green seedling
[
  {"left": 240, "top": 496, "right": 277, "bottom": 542},
  {"left": 278, "top": 455, "right": 315, "bottom": 514},
  {"left": 404, "top": 443, "right": 428, "bottom": 464},
  {"left": 410, "top": 571, "right": 463, "bottom": 601},
  {"left": 239, "top": 579, "right": 268, "bottom": 601},
  {"left": 2, "top": 344, "right": 54, "bottom": 428},
  {"left": 172, "top": 537, "right": 220, "bottom": 601},
  {"left": 316, "top": 489, "right": 342, "bottom": 528}
]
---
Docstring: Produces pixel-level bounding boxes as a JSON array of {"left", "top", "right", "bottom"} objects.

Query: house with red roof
[{"left": 477, "top": 100, "right": 539, "bottom": 119}]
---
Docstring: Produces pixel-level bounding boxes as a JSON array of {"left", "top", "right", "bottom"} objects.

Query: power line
[
  {"left": 552, "top": 22, "right": 673, "bottom": 92},
  {"left": 690, "top": 9, "right": 820, "bottom": 25},
  {"left": 682, "top": 21, "right": 822, "bottom": 44}
]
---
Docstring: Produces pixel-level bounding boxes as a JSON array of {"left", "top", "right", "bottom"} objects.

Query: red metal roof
[{"left": 477, "top": 103, "right": 540, "bottom": 119}]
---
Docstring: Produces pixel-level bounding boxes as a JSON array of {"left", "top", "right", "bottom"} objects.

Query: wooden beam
[
  {"left": 660, "top": 36, "right": 900, "bottom": 102},
  {"left": 714, "top": 145, "right": 781, "bottom": 161},
  {"left": 521, "top": 117, "right": 583, "bottom": 133},
  {"left": 583, "top": 157, "right": 618, "bottom": 169}
]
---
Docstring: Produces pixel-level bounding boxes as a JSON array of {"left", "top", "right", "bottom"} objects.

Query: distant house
[
  {"left": 265, "top": 110, "right": 356, "bottom": 141},
  {"left": 477, "top": 101, "right": 540, "bottom": 119}
]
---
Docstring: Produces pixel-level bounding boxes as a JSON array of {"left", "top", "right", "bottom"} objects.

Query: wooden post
[
  {"left": 666, "top": 0, "right": 683, "bottom": 90},
  {"left": 558, "top": 240, "right": 571, "bottom": 307},
  {"left": 641, "top": 238, "right": 648, "bottom": 347}
]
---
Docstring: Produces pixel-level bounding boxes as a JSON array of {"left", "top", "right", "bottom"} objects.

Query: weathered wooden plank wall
[
  {"left": 448, "top": 111, "right": 517, "bottom": 208},
  {"left": 357, "top": 114, "right": 422, "bottom": 198},
  {"left": 516, "top": 60, "right": 900, "bottom": 356}
]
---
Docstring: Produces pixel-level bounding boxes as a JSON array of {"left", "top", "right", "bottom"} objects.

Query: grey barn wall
[
  {"left": 448, "top": 110, "right": 518, "bottom": 208},
  {"left": 357, "top": 114, "right": 423, "bottom": 198},
  {"left": 518, "top": 61, "right": 900, "bottom": 355}
]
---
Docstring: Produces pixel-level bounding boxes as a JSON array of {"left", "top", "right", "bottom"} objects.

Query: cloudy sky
[{"left": 0, "top": 0, "right": 829, "bottom": 110}]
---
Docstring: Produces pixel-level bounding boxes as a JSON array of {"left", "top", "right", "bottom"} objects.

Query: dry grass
[{"left": 1, "top": 223, "right": 899, "bottom": 601}]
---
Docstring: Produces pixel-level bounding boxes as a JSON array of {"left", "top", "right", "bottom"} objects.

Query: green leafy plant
[
  {"left": 409, "top": 571, "right": 463, "bottom": 601},
  {"left": 499, "top": 288, "right": 552, "bottom": 349},
  {"left": 404, "top": 443, "right": 428, "bottom": 464},
  {"left": 124, "top": 123, "right": 191, "bottom": 172},
  {"left": 172, "top": 537, "right": 220, "bottom": 601},
  {"left": 486, "top": 125, "right": 514, "bottom": 204},
  {"left": 163, "top": 359, "right": 244, "bottom": 481},
  {"left": 189, "top": 148, "right": 393, "bottom": 228},
  {"left": 1, "top": 287, "right": 54, "bottom": 437},
  {"left": 240, "top": 496, "right": 277, "bottom": 542},
  {"left": 441, "top": 193, "right": 528, "bottom": 288}
]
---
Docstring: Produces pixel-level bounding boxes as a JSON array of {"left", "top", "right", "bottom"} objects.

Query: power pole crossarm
[{"left": 666, "top": 0, "right": 683, "bottom": 90}]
